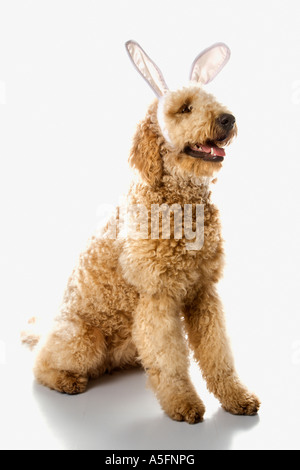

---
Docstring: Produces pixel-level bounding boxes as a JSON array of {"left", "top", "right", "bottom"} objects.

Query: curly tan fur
[{"left": 30, "top": 84, "right": 260, "bottom": 423}]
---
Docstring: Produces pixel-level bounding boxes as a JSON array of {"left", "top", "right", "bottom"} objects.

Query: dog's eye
[{"left": 179, "top": 104, "right": 193, "bottom": 114}]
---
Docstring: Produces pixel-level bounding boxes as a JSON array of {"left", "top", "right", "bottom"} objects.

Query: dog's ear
[
  {"left": 190, "top": 43, "right": 231, "bottom": 85},
  {"left": 125, "top": 40, "right": 169, "bottom": 98},
  {"left": 129, "top": 112, "right": 163, "bottom": 187}
]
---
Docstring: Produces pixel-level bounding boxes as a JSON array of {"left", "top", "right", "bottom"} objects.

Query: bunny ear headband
[{"left": 125, "top": 40, "right": 231, "bottom": 97}]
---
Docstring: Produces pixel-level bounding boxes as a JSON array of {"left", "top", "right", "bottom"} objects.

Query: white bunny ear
[
  {"left": 125, "top": 40, "right": 169, "bottom": 98},
  {"left": 190, "top": 43, "right": 231, "bottom": 85}
]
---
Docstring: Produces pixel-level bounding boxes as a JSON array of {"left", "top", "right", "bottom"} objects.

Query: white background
[{"left": 0, "top": 0, "right": 300, "bottom": 450}]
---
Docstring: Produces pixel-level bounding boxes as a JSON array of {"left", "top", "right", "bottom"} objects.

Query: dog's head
[{"left": 126, "top": 41, "right": 237, "bottom": 185}]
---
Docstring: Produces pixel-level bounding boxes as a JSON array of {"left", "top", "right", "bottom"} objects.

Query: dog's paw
[
  {"left": 55, "top": 372, "right": 88, "bottom": 395},
  {"left": 167, "top": 398, "right": 206, "bottom": 424},
  {"left": 222, "top": 390, "right": 260, "bottom": 416}
]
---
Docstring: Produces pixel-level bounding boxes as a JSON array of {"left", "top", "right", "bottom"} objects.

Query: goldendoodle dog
[{"left": 25, "top": 41, "right": 260, "bottom": 423}]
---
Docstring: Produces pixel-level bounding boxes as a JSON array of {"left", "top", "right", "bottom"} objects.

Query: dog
[{"left": 25, "top": 41, "right": 260, "bottom": 423}]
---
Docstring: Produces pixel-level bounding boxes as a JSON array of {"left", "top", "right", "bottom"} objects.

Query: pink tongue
[{"left": 200, "top": 145, "right": 225, "bottom": 157}]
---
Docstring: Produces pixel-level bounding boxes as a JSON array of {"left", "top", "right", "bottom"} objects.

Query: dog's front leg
[
  {"left": 133, "top": 293, "right": 205, "bottom": 424},
  {"left": 183, "top": 285, "right": 260, "bottom": 415}
]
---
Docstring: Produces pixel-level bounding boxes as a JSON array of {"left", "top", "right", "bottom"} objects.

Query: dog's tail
[{"left": 20, "top": 317, "right": 41, "bottom": 350}]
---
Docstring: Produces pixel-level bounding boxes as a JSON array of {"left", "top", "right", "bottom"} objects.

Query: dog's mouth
[{"left": 184, "top": 140, "right": 226, "bottom": 163}]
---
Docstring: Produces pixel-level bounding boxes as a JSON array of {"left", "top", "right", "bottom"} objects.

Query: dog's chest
[
  {"left": 183, "top": 203, "right": 223, "bottom": 274},
  {"left": 158, "top": 201, "right": 224, "bottom": 291}
]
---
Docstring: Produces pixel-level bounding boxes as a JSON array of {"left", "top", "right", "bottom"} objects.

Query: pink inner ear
[
  {"left": 125, "top": 40, "right": 169, "bottom": 98},
  {"left": 190, "top": 43, "right": 231, "bottom": 85}
]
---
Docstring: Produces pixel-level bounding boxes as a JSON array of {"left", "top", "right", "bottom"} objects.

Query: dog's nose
[{"left": 217, "top": 113, "right": 236, "bottom": 131}]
